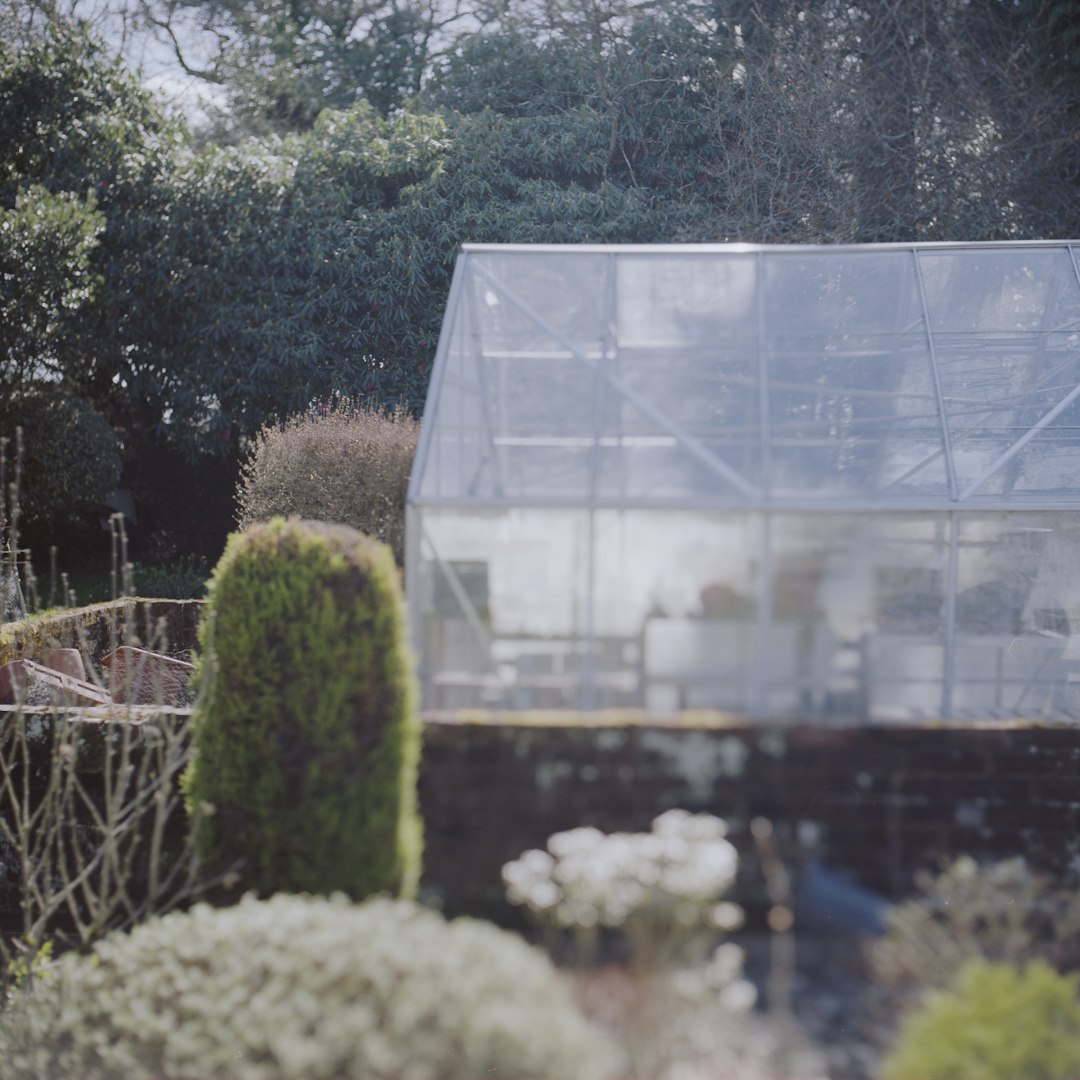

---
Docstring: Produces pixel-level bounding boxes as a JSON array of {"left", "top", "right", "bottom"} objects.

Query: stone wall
[
  {"left": 5, "top": 690, "right": 1078, "bottom": 929},
  {"left": 0, "top": 599, "right": 204, "bottom": 667},
  {"left": 418, "top": 712, "right": 1080, "bottom": 920}
]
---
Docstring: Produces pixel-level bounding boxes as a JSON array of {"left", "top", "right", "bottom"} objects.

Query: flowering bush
[
  {"left": 503, "top": 809, "right": 746, "bottom": 970},
  {"left": 0, "top": 893, "right": 618, "bottom": 1080},
  {"left": 505, "top": 812, "right": 774, "bottom": 1080}
]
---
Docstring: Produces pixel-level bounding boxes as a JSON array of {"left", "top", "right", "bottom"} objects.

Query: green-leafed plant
[
  {"left": 0, "top": 185, "right": 104, "bottom": 390},
  {"left": 130, "top": 555, "right": 210, "bottom": 600},
  {"left": 237, "top": 401, "right": 418, "bottom": 566},
  {"left": 871, "top": 855, "right": 1080, "bottom": 1015},
  {"left": 881, "top": 959, "right": 1080, "bottom": 1080},
  {"left": 184, "top": 517, "right": 422, "bottom": 899},
  {"left": 0, "top": 388, "right": 120, "bottom": 529},
  {"left": 0, "top": 893, "right": 619, "bottom": 1080}
]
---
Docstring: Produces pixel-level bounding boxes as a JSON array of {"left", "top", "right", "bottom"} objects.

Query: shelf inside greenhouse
[{"left": 406, "top": 241, "right": 1080, "bottom": 722}]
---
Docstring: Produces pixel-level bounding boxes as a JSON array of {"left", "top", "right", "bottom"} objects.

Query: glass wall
[
  {"left": 409, "top": 242, "right": 1080, "bottom": 721},
  {"left": 411, "top": 506, "right": 1080, "bottom": 721}
]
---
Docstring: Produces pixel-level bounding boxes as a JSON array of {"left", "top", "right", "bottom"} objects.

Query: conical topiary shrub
[{"left": 184, "top": 517, "right": 422, "bottom": 899}]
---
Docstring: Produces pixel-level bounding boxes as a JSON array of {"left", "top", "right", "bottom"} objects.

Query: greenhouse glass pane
[
  {"left": 413, "top": 507, "right": 595, "bottom": 709},
  {"left": 465, "top": 250, "right": 609, "bottom": 356},
  {"left": 483, "top": 350, "right": 599, "bottom": 499},
  {"left": 594, "top": 510, "right": 762, "bottom": 712},
  {"left": 918, "top": 247, "right": 1080, "bottom": 501},
  {"left": 919, "top": 247, "right": 1080, "bottom": 333},
  {"left": 761, "top": 252, "right": 950, "bottom": 499},
  {"left": 763, "top": 514, "right": 949, "bottom": 721},
  {"left": 952, "top": 513, "right": 1080, "bottom": 719},
  {"left": 418, "top": 290, "right": 493, "bottom": 500},
  {"left": 608, "top": 254, "right": 763, "bottom": 498},
  {"left": 615, "top": 253, "right": 757, "bottom": 347},
  {"left": 421, "top": 254, "right": 610, "bottom": 501}
]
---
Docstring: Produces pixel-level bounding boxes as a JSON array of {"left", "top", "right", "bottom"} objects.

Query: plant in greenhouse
[
  {"left": 880, "top": 959, "right": 1080, "bottom": 1080},
  {"left": 0, "top": 894, "right": 620, "bottom": 1080}
]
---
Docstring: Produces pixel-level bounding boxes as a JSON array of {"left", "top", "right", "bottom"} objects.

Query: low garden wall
[
  {"left": 418, "top": 712, "right": 1080, "bottom": 921},
  {"left": 3, "top": 602, "right": 1078, "bottom": 928},
  {"left": 0, "top": 599, "right": 204, "bottom": 667},
  {"left": 4, "top": 707, "right": 1079, "bottom": 928}
]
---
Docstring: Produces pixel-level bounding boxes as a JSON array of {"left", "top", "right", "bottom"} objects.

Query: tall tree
[
  {"left": 0, "top": 186, "right": 103, "bottom": 389},
  {"left": 692, "top": 0, "right": 1080, "bottom": 242},
  {"left": 851, "top": 1, "right": 921, "bottom": 241},
  {"left": 0, "top": 29, "right": 170, "bottom": 396},
  {"left": 140, "top": 0, "right": 491, "bottom": 134},
  {"left": 429, "top": 0, "right": 736, "bottom": 201}
]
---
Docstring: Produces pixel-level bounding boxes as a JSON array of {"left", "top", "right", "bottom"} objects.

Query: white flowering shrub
[
  {"left": 503, "top": 810, "right": 747, "bottom": 971},
  {"left": 504, "top": 813, "right": 767, "bottom": 1080},
  {"left": 0, "top": 893, "right": 618, "bottom": 1080}
]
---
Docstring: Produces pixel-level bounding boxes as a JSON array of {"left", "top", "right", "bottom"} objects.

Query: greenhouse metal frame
[{"left": 407, "top": 241, "right": 1080, "bottom": 722}]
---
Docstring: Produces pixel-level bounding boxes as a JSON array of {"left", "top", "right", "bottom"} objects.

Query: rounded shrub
[
  {"left": 236, "top": 402, "right": 418, "bottom": 565},
  {"left": 881, "top": 959, "right": 1080, "bottom": 1080},
  {"left": 184, "top": 517, "right": 422, "bottom": 899},
  {"left": 0, "top": 893, "right": 620, "bottom": 1080},
  {"left": 0, "top": 387, "right": 121, "bottom": 526}
]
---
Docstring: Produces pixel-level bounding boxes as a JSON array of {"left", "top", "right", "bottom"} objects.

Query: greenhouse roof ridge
[
  {"left": 412, "top": 242, "right": 1080, "bottom": 510},
  {"left": 461, "top": 240, "right": 1080, "bottom": 255}
]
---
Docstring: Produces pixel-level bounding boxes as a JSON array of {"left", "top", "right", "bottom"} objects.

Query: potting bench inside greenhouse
[{"left": 406, "top": 241, "right": 1080, "bottom": 722}]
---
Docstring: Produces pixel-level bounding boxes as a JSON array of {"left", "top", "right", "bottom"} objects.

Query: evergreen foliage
[
  {"left": 3, "top": 3, "right": 1079, "bottom": 558},
  {"left": 0, "top": 387, "right": 121, "bottom": 526},
  {"left": 185, "top": 517, "right": 422, "bottom": 899},
  {"left": 0, "top": 28, "right": 163, "bottom": 200},
  {"left": 0, "top": 185, "right": 103, "bottom": 386},
  {"left": 0, "top": 894, "right": 619, "bottom": 1080}
]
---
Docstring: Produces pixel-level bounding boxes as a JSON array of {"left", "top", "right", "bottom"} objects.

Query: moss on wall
[{"left": 0, "top": 599, "right": 203, "bottom": 667}]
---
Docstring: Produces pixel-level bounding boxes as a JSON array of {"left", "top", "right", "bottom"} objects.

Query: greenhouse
[{"left": 406, "top": 241, "right": 1080, "bottom": 722}]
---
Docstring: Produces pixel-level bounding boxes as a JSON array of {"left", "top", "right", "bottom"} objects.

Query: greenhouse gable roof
[{"left": 410, "top": 241, "right": 1080, "bottom": 511}]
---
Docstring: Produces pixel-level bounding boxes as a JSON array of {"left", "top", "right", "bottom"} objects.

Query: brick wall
[
  {"left": 418, "top": 713, "right": 1080, "bottom": 920},
  {"left": 5, "top": 694, "right": 1078, "bottom": 929}
]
